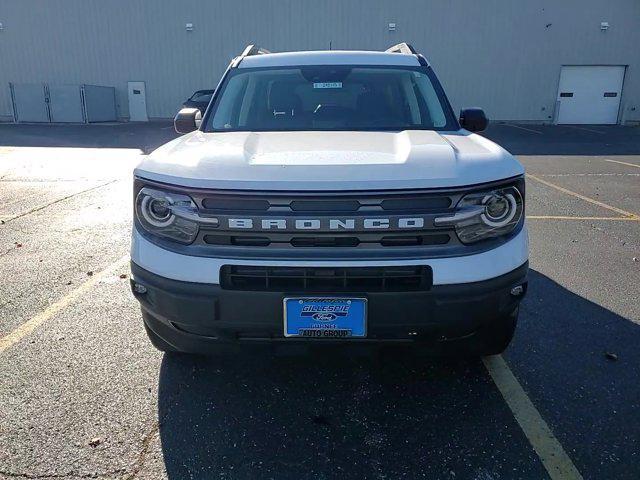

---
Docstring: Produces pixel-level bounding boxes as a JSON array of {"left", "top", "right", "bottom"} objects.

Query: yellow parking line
[
  {"left": 483, "top": 355, "right": 583, "bottom": 480},
  {"left": 527, "top": 215, "right": 640, "bottom": 221},
  {"left": 0, "top": 255, "right": 129, "bottom": 355},
  {"left": 527, "top": 174, "right": 638, "bottom": 218},
  {"left": 603, "top": 158, "right": 640, "bottom": 169}
]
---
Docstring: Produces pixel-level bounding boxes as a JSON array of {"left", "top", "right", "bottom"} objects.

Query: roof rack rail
[
  {"left": 385, "top": 42, "right": 429, "bottom": 66},
  {"left": 231, "top": 44, "right": 272, "bottom": 67},
  {"left": 385, "top": 42, "right": 418, "bottom": 55}
]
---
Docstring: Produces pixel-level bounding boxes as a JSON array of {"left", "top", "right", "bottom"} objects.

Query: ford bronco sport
[{"left": 130, "top": 43, "right": 528, "bottom": 356}]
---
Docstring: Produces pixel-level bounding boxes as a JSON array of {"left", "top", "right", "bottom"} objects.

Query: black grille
[
  {"left": 198, "top": 194, "right": 452, "bottom": 213},
  {"left": 204, "top": 233, "right": 450, "bottom": 248},
  {"left": 380, "top": 196, "right": 451, "bottom": 211},
  {"left": 201, "top": 197, "right": 270, "bottom": 211},
  {"left": 135, "top": 176, "right": 524, "bottom": 260},
  {"left": 181, "top": 186, "right": 462, "bottom": 253},
  {"left": 290, "top": 236, "right": 360, "bottom": 247},
  {"left": 220, "top": 265, "right": 432, "bottom": 292},
  {"left": 290, "top": 200, "right": 361, "bottom": 212}
]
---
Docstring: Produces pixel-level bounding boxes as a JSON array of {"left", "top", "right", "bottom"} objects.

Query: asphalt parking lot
[{"left": 0, "top": 121, "right": 639, "bottom": 480}]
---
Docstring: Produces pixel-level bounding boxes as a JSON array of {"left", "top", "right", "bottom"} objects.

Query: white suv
[{"left": 130, "top": 43, "right": 528, "bottom": 356}]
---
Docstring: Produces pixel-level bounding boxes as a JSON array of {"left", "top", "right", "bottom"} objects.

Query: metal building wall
[{"left": 0, "top": 0, "right": 638, "bottom": 123}]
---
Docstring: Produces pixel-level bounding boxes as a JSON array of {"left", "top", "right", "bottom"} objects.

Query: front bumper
[
  {"left": 131, "top": 261, "right": 528, "bottom": 354},
  {"left": 131, "top": 225, "right": 529, "bottom": 285}
]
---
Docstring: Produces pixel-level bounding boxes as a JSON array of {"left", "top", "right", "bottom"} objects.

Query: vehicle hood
[{"left": 135, "top": 130, "right": 524, "bottom": 190}]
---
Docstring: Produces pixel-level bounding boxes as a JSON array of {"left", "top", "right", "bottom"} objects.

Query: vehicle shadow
[
  {"left": 504, "top": 270, "right": 640, "bottom": 480},
  {"left": 157, "top": 269, "right": 640, "bottom": 478},
  {"left": 154, "top": 264, "right": 640, "bottom": 479},
  {"left": 156, "top": 349, "right": 545, "bottom": 479}
]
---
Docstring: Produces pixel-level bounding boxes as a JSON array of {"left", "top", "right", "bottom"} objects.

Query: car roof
[{"left": 238, "top": 50, "right": 422, "bottom": 69}]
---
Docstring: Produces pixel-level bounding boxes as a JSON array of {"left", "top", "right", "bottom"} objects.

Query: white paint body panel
[
  {"left": 131, "top": 226, "right": 529, "bottom": 285},
  {"left": 135, "top": 130, "right": 523, "bottom": 191},
  {"left": 132, "top": 52, "right": 528, "bottom": 285},
  {"left": 127, "top": 81, "right": 148, "bottom": 122},
  {"left": 556, "top": 66, "right": 625, "bottom": 125}
]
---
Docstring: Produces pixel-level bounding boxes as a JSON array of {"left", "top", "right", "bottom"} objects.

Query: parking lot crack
[
  {"left": 124, "top": 372, "right": 193, "bottom": 479},
  {"left": 0, "top": 180, "right": 118, "bottom": 225},
  {"left": 0, "top": 246, "right": 18, "bottom": 258},
  {"left": 122, "top": 421, "right": 160, "bottom": 480}
]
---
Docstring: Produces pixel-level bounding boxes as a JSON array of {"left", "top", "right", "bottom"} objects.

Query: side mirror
[
  {"left": 174, "top": 108, "right": 202, "bottom": 134},
  {"left": 459, "top": 108, "right": 488, "bottom": 132}
]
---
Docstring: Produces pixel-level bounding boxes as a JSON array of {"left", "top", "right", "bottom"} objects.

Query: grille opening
[
  {"left": 290, "top": 200, "right": 361, "bottom": 212},
  {"left": 204, "top": 235, "right": 272, "bottom": 247},
  {"left": 290, "top": 236, "right": 360, "bottom": 247},
  {"left": 204, "top": 234, "right": 451, "bottom": 248},
  {"left": 381, "top": 196, "right": 451, "bottom": 211},
  {"left": 232, "top": 237, "right": 271, "bottom": 247},
  {"left": 380, "top": 234, "right": 450, "bottom": 247},
  {"left": 201, "top": 197, "right": 269, "bottom": 211},
  {"left": 220, "top": 265, "right": 432, "bottom": 292}
]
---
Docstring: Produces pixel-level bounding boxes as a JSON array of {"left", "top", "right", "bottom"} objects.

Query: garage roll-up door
[{"left": 556, "top": 66, "right": 625, "bottom": 125}]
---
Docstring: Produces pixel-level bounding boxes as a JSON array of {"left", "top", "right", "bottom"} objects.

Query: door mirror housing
[
  {"left": 459, "top": 108, "right": 488, "bottom": 132},
  {"left": 174, "top": 108, "right": 202, "bottom": 134}
]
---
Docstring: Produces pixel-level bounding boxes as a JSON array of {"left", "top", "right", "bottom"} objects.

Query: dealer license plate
[{"left": 284, "top": 297, "right": 367, "bottom": 338}]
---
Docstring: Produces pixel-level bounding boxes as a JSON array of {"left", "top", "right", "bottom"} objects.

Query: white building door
[
  {"left": 556, "top": 66, "right": 625, "bottom": 125},
  {"left": 127, "top": 81, "right": 148, "bottom": 121}
]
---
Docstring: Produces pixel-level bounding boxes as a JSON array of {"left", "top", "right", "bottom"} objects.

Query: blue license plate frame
[{"left": 283, "top": 297, "right": 367, "bottom": 338}]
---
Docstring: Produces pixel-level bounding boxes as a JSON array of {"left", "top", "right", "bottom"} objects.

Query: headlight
[
  {"left": 135, "top": 187, "right": 200, "bottom": 244},
  {"left": 435, "top": 185, "right": 524, "bottom": 244}
]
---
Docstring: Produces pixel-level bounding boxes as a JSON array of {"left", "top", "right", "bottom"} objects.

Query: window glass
[
  {"left": 190, "top": 92, "right": 213, "bottom": 102},
  {"left": 207, "top": 66, "right": 454, "bottom": 132}
]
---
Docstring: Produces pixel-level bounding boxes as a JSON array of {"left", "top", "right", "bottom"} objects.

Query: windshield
[{"left": 204, "top": 65, "right": 457, "bottom": 132}]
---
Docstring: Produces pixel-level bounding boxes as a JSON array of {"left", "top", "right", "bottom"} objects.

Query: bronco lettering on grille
[{"left": 225, "top": 217, "right": 426, "bottom": 231}]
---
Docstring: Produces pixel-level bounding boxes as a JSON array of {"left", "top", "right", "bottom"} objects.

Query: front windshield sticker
[{"left": 313, "top": 82, "right": 343, "bottom": 89}]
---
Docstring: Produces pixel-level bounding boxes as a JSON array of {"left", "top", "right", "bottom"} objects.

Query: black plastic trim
[
  {"left": 131, "top": 261, "right": 528, "bottom": 352},
  {"left": 220, "top": 265, "right": 433, "bottom": 292}
]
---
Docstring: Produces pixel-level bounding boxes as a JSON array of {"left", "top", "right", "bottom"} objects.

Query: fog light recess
[
  {"left": 510, "top": 285, "right": 525, "bottom": 297},
  {"left": 132, "top": 282, "right": 147, "bottom": 294}
]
